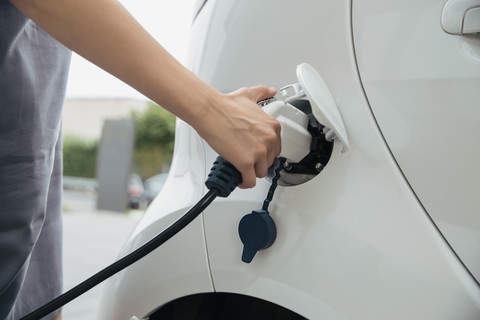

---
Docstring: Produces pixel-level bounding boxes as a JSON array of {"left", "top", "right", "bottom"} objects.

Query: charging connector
[
  {"left": 205, "top": 156, "right": 242, "bottom": 197},
  {"left": 262, "top": 100, "right": 311, "bottom": 164}
]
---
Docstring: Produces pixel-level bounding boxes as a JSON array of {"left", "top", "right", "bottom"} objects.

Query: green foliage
[
  {"left": 63, "top": 135, "right": 98, "bottom": 178},
  {"left": 132, "top": 102, "right": 176, "bottom": 151},
  {"left": 131, "top": 102, "right": 176, "bottom": 179},
  {"left": 62, "top": 102, "right": 176, "bottom": 179}
]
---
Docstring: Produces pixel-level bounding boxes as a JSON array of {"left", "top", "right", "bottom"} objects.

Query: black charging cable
[{"left": 20, "top": 156, "right": 241, "bottom": 320}]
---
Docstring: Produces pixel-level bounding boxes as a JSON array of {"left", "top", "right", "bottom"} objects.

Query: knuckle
[
  {"left": 256, "top": 84, "right": 268, "bottom": 92},
  {"left": 268, "top": 117, "right": 281, "bottom": 131},
  {"left": 256, "top": 145, "right": 268, "bottom": 158},
  {"left": 266, "top": 131, "right": 280, "bottom": 148},
  {"left": 238, "top": 87, "right": 248, "bottom": 95},
  {"left": 245, "top": 179, "right": 256, "bottom": 188},
  {"left": 273, "top": 119, "right": 281, "bottom": 132},
  {"left": 238, "top": 157, "right": 255, "bottom": 173}
]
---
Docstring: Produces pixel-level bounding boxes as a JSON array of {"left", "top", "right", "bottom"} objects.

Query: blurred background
[
  {"left": 61, "top": 1, "right": 196, "bottom": 318},
  {"left": 63, "top": 0, "right": 196, "bottom": 210}
]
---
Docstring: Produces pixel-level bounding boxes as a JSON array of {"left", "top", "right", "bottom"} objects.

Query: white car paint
[
  {"left": 97, "top": 0, "right": 480, "bottom": 319},
  {"left": 353, "top": 0, "right": 480, "bottom": 283}
]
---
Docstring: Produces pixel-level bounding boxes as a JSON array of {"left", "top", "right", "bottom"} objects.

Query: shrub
[
  {"left": 131, "top": 102, "right": 176, "bottom": 179},
  {"left": 62, "top": 102, "right": 176, "bottom": 179},
  {"left": 63, "top": 135, "right": 98, "bottom": 178}
]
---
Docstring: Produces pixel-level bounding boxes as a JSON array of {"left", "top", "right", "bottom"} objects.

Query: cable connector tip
[{"left": 205, "top": 156, "right": 242, "bottom": 198}]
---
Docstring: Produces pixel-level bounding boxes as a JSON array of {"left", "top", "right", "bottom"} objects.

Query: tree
[{"left": 131, "top": 102, "right": 176, "bottom": 179}]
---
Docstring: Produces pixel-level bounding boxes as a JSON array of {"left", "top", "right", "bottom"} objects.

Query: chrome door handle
[{"left": 441, "top": 0, "right": 480, "bottom": 35}]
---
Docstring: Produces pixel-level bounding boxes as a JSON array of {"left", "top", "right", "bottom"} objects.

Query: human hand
[{"left": 193, "top": 85, "right": 281, "bottom": 189}]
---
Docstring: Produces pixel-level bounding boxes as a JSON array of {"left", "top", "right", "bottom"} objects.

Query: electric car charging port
[{"left": 267, "top": 99, "right": 333, "bottom": 186}]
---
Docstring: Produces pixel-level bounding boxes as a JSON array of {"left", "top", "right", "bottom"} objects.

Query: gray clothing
[{"left": 1, "top": 2, "right": 71, "bottom": 319}]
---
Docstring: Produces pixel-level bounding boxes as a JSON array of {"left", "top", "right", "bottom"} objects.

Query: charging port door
[{"left": 281, "top": 63, "right": 350, "bottom": 153}]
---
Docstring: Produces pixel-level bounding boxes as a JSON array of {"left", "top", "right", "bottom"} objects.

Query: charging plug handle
[{"left": 205, "top": 156, "right": 242, "bottom": 197}]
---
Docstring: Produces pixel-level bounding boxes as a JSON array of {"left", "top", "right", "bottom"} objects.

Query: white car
[{"left": 97, "top": 0, "right": 480, "bottom": 319}]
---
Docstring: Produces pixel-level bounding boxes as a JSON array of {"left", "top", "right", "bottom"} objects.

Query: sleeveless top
[{"left": 0, "top": 2, "right": 71, "bottom": 318}]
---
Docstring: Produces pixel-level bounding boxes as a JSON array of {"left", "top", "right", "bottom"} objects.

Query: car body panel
[
  {"left": 97, "top": 0, "right": 480, "bottom": 318},
  {"left": 353, "top": 0, "right": 480, "bottom": 282},
  {"left": 192, "top": 0, "right": 480, "bottom": 319},
  {"left": 97, "top": 120, "right": 213, "bottom": 319},
  {"left": 144, "top": 173, "right": 168, "bottom": 205}
]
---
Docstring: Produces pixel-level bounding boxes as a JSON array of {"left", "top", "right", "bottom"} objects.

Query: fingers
[
  {"left": 252, "top": 85, "right": 278, "bottom": 103},
  {"left": 268, "top": 117, "right": 282, "bottom": 158},
  {"left": 237, "top": 123, "right": 281, "bottom": 189},
  {"left": 237, "top": 145, "right": 271, "bottom": 189},
  {"left": 238, "top": 163, "right": 257, "bottom": 189},
  {"left": 236, "top": 86, "right": 280, "bottom": 188},
  {"left": 198, "top": 85, "right": 281, "bottom": 190}
]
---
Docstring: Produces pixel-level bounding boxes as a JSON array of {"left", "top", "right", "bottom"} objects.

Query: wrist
[{"left": 184, "top": 84, "right": 226, "bottom": 134}]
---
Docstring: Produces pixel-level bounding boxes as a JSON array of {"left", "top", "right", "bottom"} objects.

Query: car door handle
[{"left": 441, "top": 0, "right": 480, "bottom": 35}]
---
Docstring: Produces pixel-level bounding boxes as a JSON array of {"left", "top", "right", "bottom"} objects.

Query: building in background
[{"left": 63, "top": 98, "right": 148, "bottom": 140}]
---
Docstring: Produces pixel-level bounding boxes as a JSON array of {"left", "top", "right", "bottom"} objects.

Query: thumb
[{"left": 248, "top": 85, "right": 277, "bottom": 103}]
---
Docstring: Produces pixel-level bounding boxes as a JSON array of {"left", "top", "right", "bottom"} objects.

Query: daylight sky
[{"left": 65, "top": 0, "right": 196, "bottom": 100}]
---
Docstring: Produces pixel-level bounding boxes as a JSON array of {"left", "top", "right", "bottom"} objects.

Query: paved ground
[{"left": 62, "top": 190, "right": 142, "bottom": 320}]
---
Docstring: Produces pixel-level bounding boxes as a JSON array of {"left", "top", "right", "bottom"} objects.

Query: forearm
[
  {"left": 10, "top": 0, "right": 281, "bottom": 188},
  {"left": 10, "top": 0, "right": 217, "bottom": 126}
]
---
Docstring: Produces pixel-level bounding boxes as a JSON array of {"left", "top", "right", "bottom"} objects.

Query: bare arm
[{"left": 10, "top": 0, "right": 281, "bottom": 188}]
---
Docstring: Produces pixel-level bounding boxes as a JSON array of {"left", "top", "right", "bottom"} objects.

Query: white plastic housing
[
  {"left": 262, "top": 100, "right": 311, "bottom": 163},
  {"left": 296, "top": 63, "right": 350, "bottom": 152}
]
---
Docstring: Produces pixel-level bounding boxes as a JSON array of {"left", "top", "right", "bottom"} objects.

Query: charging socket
[{"left": 265, "top": 99, "right": 333, "bottom": 186}]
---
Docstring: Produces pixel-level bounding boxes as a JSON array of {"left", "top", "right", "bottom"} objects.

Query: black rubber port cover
[{"left": 238, "top": 210, "right": 277, "bottom": 263}]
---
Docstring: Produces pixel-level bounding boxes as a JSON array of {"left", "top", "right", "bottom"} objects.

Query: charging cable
[
  {"left": 20, "top": 156, "right": 241, "bottom": 320},
  {"left": 21, "top": 94, "right": 321, "bottom": 319}
]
